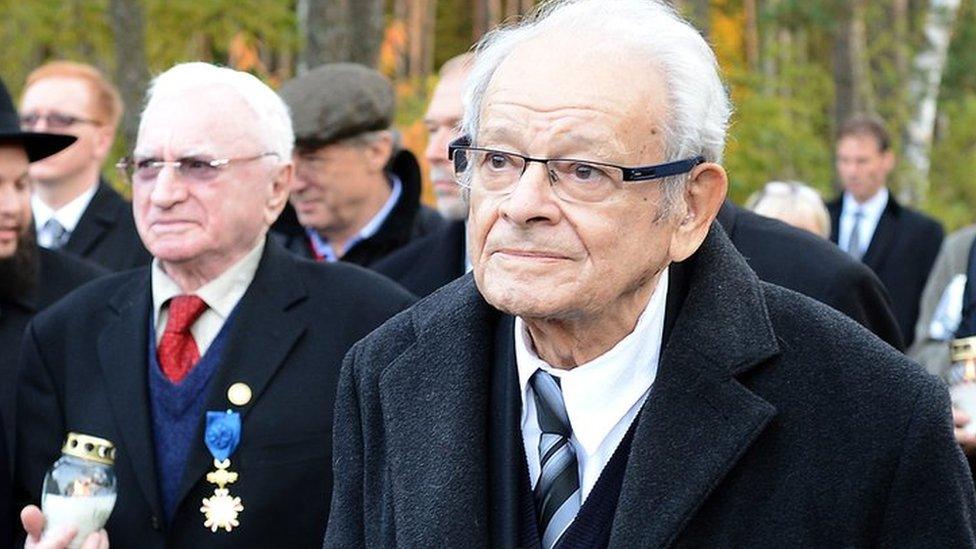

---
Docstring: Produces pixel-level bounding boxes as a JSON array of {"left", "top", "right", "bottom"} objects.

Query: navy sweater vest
[{"left": 147, "top": 309, "right": 238, "bottom": 522}]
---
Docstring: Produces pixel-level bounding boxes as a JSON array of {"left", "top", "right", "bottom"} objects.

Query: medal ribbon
[{"left": 205, "top": 410, "right": 241, "bottom": 461}]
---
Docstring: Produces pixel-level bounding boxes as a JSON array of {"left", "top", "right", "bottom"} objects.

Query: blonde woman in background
[{"left": 746, "top": 180, "right": 831, "bottom": 239}]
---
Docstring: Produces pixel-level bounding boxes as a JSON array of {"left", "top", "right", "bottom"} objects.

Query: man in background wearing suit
[
  {"left": 0, "top": 77, "right": 105, "bottom": 456},
  {"left": 374, "top": 56, "right": 903, "bottom": 351},
  {"left": 19, "top": 61, "right": 150, "bottom": 271},
  {"left": 325, "top": 1, "right": 975, "bottom": 547},
  {"left": 14, "top": 62, "right": 414, "bottom": 549},
  {"left": 375, "top": 54, "right": 474, "bottom": 296},
  {"left": 828, "top": 114, "right": 944, "bottom": 346}
]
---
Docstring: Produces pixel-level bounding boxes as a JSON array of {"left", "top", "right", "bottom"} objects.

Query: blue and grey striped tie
[{"left": 530, "top": 370, "right": 580, "bottom": 549}]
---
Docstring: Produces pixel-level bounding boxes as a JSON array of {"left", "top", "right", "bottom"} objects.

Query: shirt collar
[
  {"left": 151, "top": 238, "right": 265, "bottom": 326},
  {"left": 305, "top": 174, "right": 402, "bottom": 261},
  {"left": 32, "top": 184, "right": 99, "bottom": 233},
  {"left": 843, "top": 186, "right": 888, "bottom": 219},
  {"left": 515, "top": 266, "right": 669, "bottom": 457}
]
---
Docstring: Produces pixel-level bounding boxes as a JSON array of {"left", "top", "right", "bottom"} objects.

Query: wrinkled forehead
[
  {"left": 480, "top": 31, "right": 667, "bottom": 157},
  {"left": 136, "top": 86, "right": 261, "bottom": 156}
]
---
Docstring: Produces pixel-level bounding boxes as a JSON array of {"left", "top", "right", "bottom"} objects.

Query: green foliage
[{"left": 928, "top": 95, "right": 976, "bottom": 231}]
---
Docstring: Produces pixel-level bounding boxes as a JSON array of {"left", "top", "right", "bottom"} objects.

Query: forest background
[{"left": 1, "top": 0, "right": 974, "bottom": 230}]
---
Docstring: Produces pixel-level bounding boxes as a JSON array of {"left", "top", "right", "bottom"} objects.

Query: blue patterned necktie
[
  {"left": 530, "top": 370, "right": 580, "bottom": 549},
  {"left": 45, "top": 218, "right": 70, "bottom": 249}
]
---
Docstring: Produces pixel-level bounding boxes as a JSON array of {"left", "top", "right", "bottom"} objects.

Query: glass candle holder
[
  {"left": 41, "top": 433, "right": 118, "bottom": 549},
  {"left": 949, "top": 336, "right": 976, "bottom": 436}
]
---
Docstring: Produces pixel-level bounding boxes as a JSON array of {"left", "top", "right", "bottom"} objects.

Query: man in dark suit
[
  {"left": 14, "top": 62, "right": 414, "bottom": 549},
  {"left": 19, "top": 61, "right": 150, "bottom": 271},
  {"left": 0, "top": 74, "right": 100, "bottom": 549},
  {"left": 325, "top": 1, "right": 976, "bottom": 547},
  {"left": 828, "top": 114, "right": 944, "bottom": 347},
  {"left": 273, "top": 64, "right": 443, "bottom": 268}
]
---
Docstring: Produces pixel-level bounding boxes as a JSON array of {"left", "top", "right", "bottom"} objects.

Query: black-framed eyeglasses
[
  {"left": 19, "top": 112, "right": 101, "bottom": 130},
  {"left": 447, "top": 136, "right": 705, "bottom": 204},
  {"left": 115, "top": 152, "right": 279, "bottom": 185}
]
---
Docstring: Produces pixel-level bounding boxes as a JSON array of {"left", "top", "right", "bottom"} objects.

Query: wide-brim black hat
[{"left": 0, "top": 76, "right": 76, "bottom": 162}]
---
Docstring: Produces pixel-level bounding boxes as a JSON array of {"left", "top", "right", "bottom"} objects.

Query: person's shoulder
[
  {"left": 942, "top": 224, "right": 976, "bottom": 257},
  {"left": 286, "top": 254, "right": 418, "bottom": 319},
  {"left": 735, "top": 208, "right": 853, "bottom": 269},
  {"left": 893, "top": 199, "right": 943, "bottom": 234},
  {"left": 30, "top": 267, "right": 147, "bottom": 334},
  {"left": 38, "top": 248, "right": 107, "bottom": 284},
  {"left": 760, "top": 282, "right": 935, "bottom": 396},
  {"left": 344, "top": 275, "right": 481, "bottom": 379}
]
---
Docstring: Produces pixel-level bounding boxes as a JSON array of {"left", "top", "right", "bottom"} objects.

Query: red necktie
[{"left": 157, "top": 295, "right": 208, "bottom": 384}]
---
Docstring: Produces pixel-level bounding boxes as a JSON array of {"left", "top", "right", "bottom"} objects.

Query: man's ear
[
  {"left": 92, "top": 125, "right": 116, "bottom": 161},
  {"left": 265, "top": 162, "right": 293, "bottom": 226},
  {"left": 668, "top": 162, "right": 728, "bottom": 262},
  {"left": 364, "top": 132, "right": 394, "bottom": 173}
]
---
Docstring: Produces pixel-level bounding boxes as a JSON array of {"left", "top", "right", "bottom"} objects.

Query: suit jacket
[
  {"left": 14, "top": 239, "right": 415, "bottom": 548},
  {"left": 720, "top": 201, "right": 904, "bottom": 350},
  {"left": 829, "top": 193, "right": 944, "bottom": 347},
  {"left": 910, "top": 225, "right": 976, "bottom": 379},
  {"left": 325, "top": 224, "right": 976, "bottom": 548},
  {"left": 0, "top": 412, "right": 10, "bottom": 549},
  {"left": 61, "top": 181, "right": 151, "bottom": 272},
  {"left": 373, "top": 219, "right": 466, "bottom": 297},
  {"left": 0, "top": 249, "right": 105, "bottom": 452},
  {"left": 274, "top": 149, "right": 444, "bottom": 268}
]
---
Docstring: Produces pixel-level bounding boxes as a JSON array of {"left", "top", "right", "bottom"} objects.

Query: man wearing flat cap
[
  {"left": 274, "top": 63, "right": 443, "bottom": 267},
  {"left": 325, "top": 1, "right": 975, "bottom": 547},
  {"left": 0, "top": 75, "right": 105, "bottom": 549}
]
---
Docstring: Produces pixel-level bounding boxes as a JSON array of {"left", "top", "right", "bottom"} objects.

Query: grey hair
[
  {"left": 141, "top": 62, "right": 294, "bottom": 161},
  {"left": 461, "top": 0, "right": 732, "bottom": 214}
]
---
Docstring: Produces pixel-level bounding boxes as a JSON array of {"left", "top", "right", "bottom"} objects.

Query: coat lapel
[
  {"left": 65, "top": 183, "right": 116, "bottom": 256},
  {"left": 608, "top": 225, "right": 780, "bottom": 549},
  {"left": 381, "top": 277, "right": 494, "bottom": 548},
  {"left": 861, "top": 197, "right": 899, "bottom": 270},
  {"left": 173, "top": 241, "right": 309, "bottom": 508},
  {"left": 97, "top": 272, "right": 162, "bottom": 517}
]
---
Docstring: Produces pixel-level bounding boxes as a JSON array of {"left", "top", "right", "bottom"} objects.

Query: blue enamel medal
[{"left": 200, "top": 410, "right": 243, "bottom": 532}]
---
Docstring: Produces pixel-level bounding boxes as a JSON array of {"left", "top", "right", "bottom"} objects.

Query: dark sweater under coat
[{"left": 325, "top": 223, "right": 976, "bottom": 548}]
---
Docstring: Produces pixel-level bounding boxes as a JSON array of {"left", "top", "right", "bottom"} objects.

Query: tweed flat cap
[{"left": 279, "top": 63, "right": 394, "bottom": 146}]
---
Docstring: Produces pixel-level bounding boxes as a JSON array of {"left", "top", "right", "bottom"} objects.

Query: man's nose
[{"left": 497, "top": 162, "right": 562, "bottom": 226}]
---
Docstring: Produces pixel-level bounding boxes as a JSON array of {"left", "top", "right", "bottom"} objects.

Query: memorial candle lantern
[
  {"left": 950, "top": 336, "right": 976, "bottom": 435},
  {"left": 41, "top": 433, "right": 118, "bottom": 549}
]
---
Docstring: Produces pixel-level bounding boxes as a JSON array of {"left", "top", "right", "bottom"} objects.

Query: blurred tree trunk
[
  {"left": 832, "top": 0, "right": 874, "bottom": 130},
  {"left": 900, "top": 0, "right": 962, "bottom": 205},
  {"left": 407, "top": 0, "right": 438, "bottom": 79},
  {"left": 109, "top": 0, "right": 148, "bottom": 151},
  {"left": 299, "top": 0, "right": 385, "bottom": 72},
  {"left": 744, "top": 0, "right": 759, "bottom": 71},
  {"left": 505, "top": 0, "right": 536, "bottom": 18},
  {"left": 473, "top": 0, "right": 502, "bottom": 41}
]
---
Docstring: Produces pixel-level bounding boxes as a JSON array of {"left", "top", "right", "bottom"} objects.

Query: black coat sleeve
[
  {"left": 825, "top": 260, "right": 906, "bottom": 351},
  {"left": 878, "top": 377, "right": 976, "bottom": 545}
]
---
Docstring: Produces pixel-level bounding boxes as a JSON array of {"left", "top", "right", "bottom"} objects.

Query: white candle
[{"left": 41, "top": 493, "right": 116, "bottom": 549}]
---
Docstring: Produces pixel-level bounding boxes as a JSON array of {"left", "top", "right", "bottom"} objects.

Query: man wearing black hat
[
  {"left": 0, "top": 76, "right": 105, "bottom": 549},
  {"left": 274, "top": 63, "right": 443, "bottom": 268}
]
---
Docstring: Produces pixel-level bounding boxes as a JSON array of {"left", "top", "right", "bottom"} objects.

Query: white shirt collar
[
  {"left": 842, "top": 187, "right": 888, "bottom": 220},
  {"left": 515, "top": 267, "right": 668, "bottom": 458},
  {"left": 152, "top": 238, "right": 265, "bottom": 328},
  {"left": 32, "top": 184, "right": 99, "bottom": 233}
]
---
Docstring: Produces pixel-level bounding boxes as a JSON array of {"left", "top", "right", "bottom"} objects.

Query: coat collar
[
  {"left": 378, "top": 223, "right": 780, "bottom": 546},
  {"left": 98, "top": 237, "right": 310, "bottom": 517},
  {"left": 65, "top": 181, "right": 120, "bottom": 256}
]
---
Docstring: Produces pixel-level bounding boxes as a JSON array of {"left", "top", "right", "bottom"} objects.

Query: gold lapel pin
[{"left": 227, "top": 383, "right": 252, "bottom": 406}]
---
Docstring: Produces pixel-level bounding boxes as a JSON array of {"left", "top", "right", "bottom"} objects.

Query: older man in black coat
[
  {"left": 325, "top": 1, "right": 975, "bottom": 547},
  {"left": 14, "top": 63, "right": 414, "bottom": 549}
]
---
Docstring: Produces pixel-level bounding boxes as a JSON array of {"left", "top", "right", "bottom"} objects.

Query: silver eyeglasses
[
  {"left": 116, "top": 152, "right": 279, "bottom": 185},
  {"left": 448, "top": 136, "right": 705, "bottom": 204}
]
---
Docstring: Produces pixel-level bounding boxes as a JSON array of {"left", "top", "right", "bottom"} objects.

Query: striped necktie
[
  {"left": 847, "top": 209, "right": 864, "bottom": 261},
  {"left": 44, "top": 218, "right": 70, "bottom": 249},
  {"left": 530, "top": 370, "right": 580, "bottom": 549}
]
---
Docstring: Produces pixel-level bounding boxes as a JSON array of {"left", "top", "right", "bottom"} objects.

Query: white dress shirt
[
  {"left": 152, "top": 239, "right": 265, "bottom": 354},
  {"left": 32, "top": 185, "right": 98, "bottom": 248},
  {"left": 516, "top": 267, "right": 668, "bottom": 503},
  {"left": 837, "top": 188, "right": 888, "bottom": 257}
]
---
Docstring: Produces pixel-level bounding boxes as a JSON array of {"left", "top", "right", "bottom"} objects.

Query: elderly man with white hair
[
  {"left": 13, "top": 62, "right": 414, "bottom": 549},
  {"left": 324, "top": 1, "right": 976, "bottom": 547}
]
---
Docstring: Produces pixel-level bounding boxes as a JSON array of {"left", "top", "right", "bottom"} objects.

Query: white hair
[
  {"left": 141, "top": 62, "right": 294, "bottom": 160},
  {"left": 746, "top": 180, "right": 831, "bottom": 239},
  {"left": 461, "top": 0, "right": 732, "bottom": 211}
]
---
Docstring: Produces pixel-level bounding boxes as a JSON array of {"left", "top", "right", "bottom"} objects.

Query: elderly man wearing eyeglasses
[
  {"left": 324, "top": 1, "right": 976, "bottom": 547},
  {"left": 19, "top": 61, "right": 149, "bottom": 271},
  {"left": 13, "top": 62, "right": 415, "bottom": 549}
]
